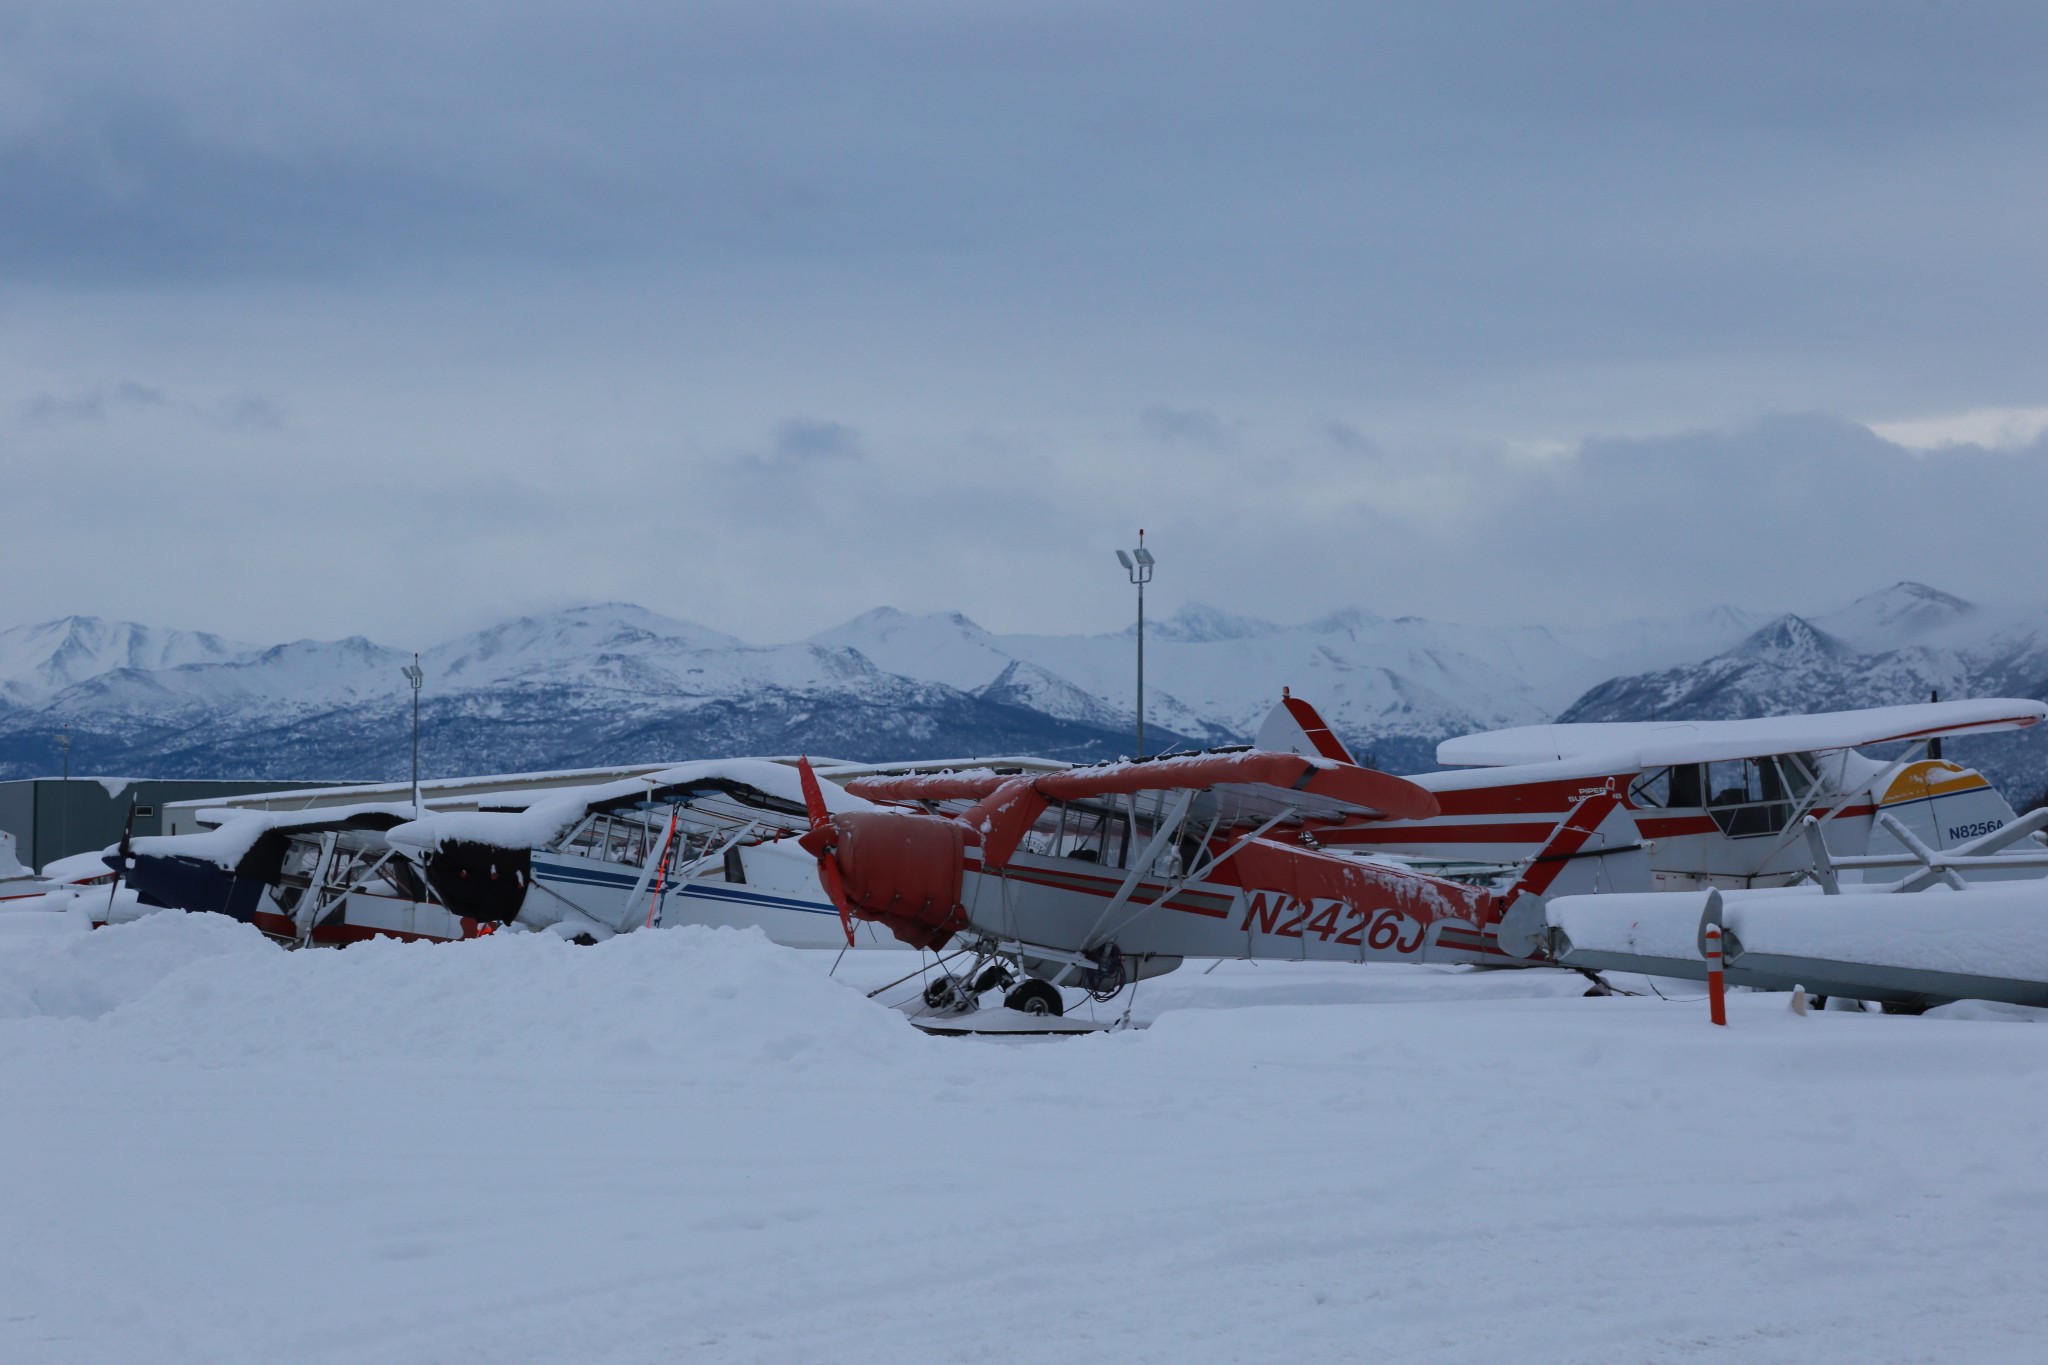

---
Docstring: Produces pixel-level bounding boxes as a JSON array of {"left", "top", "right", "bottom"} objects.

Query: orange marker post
[{"left": 1704, "top": 923, "right": 1728, "bottom": 1026}]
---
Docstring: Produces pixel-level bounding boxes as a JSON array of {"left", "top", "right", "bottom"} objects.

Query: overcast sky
[{"left": 5, "top": 1, "right": 2047, "bottom": 647}]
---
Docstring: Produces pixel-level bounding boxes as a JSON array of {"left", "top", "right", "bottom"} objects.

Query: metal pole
[
  {"left": 1116, "top": 532, "right": 1157, "bottom": 762},
  {"left": 401, "top": 655, "right": 425, "bottom": 811},
  {"left": 57, "top": 723, "right": 70, "bottom": 866}
]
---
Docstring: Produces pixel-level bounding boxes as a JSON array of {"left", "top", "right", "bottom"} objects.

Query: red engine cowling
[{"left": 823, "top": 810, "right": 971, "bottom": 950}]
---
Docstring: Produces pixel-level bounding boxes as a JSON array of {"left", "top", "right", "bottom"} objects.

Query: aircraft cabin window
[
  {"left": 1777, "top": 752, "right": 1819, "bottom": 800},
  {"left": 1628, "top": 768, "right": 1673, "bottom": 808},
  {"left": 1703, "top": 758, "right": 1793, "bottom": 837},
  {"left": 1668, "top": 763, "right": 1705, "bottom": 809},
  {"left": 1062, "top": 808, "right": 1108, "bottom": 862}
]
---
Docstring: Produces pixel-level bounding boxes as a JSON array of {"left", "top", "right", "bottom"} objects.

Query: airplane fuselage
[{"left": 1316, "top": 755, "right": 2019, "bottom": 891}]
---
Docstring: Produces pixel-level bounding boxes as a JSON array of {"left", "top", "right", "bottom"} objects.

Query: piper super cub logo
[{"left": 1239, "top": 891, "right": 1425, "bottom": 953}]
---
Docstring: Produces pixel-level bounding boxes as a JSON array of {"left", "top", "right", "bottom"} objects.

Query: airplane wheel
[
  {"left": 1004, "top": 980, "right": 1064, "bottom": 1017},
  {"left": 923, "top": 976, "right": 965, "bottom": 1010}
]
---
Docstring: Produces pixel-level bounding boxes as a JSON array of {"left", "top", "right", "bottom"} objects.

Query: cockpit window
[
  {"left": 1628, "top": 767, "right": 1672, "bottom": 809},
  {"left": 1645, "top": 759, "right": 1807, "bottom": 836},
  {"left": 1702, "top": 757, "right": 1795, "bottom": 837},
  {"left": 1777, "top": 752, "right": 1818, "bottom": 800},
  {"left": 555, "top": 811, "right": 660, "bottom": 867}
]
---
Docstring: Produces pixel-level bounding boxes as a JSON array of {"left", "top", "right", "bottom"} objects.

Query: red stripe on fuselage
[
  {"left": 1322, "top": 822, "right": 1562, "bottom": 846},
  {"left": 996, "top": 865, "right": 1237, "bottom": 919}
]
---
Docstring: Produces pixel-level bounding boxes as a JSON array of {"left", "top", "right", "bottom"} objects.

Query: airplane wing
[
  {"left": 118, "top": 802, "right": 423, "bottom": 920},
  {"left": 126, "top": 803, "right": 420, "bottom": 877},
  {"left": 1435, "top": 699, "right": 2048, "bottom": 770},
  {"left": 850, "top": 751, "right": 1436, "bottom": 822},
  {"left": 852, "top": 751, "right": 1438, "bottom": 869},
  {"left": 386, "top": 757, "right": 876, "bottom": 854}
]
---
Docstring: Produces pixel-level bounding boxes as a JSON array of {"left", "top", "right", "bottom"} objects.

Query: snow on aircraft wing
[
  {"left": 1436, "top": 699, "right": 2048, "bottom": 770},
  {"left": 387, "top": 758, "right": 876, "bottom": 854},
  {"left": 850, "top": 751, "right": 1439, "bottom": 824},
  {"left": 126, "top": 803, "right": 422, "bottom": 874}
]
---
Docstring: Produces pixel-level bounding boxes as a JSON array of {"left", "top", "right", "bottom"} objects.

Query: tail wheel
[{"left": 1004, "top": 979, "right": 1064, "bottom": 1017}]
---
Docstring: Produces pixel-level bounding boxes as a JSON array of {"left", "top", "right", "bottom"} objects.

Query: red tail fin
[{"left": 1254, "top": 691, "right": 1357, "bottom": 764}]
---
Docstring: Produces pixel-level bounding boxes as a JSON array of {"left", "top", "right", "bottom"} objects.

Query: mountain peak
[
  {"left": 0, "top": 616, "right": 252, "bottom": 707},
  {"left": 1728, "top": 614, "right": 1851, "bottom": 664},
  {"left": 1303, "top": 606, "right": 1386, "bottom": 636},
  {"left": 1814, "top": 582, "right": 1975, "bottom": 653},
  {"left": 1150, "top": 603, "right": 1279, "bottom": 643}
]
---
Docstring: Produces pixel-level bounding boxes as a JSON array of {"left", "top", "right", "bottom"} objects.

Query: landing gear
[
  {"left": 923, "top": 975, "right": 973, "bottom": 1012},
  {"left": 1004, "top": 979, "right": 1064, "bottom": 1017},
  {"left": 918, "top": 962, "right": 1061, "bottom": 1018}
]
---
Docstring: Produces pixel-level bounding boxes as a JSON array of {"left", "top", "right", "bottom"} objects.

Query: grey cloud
[
  {"left": 216, "top": 395, "right": 285, "bottom": 433},
  {"left": 21, "top": 381, "right": 283, "bottom": 433},
  {"left": 1322, "top": 421, "right": 1379, "bottom": 460},
  {"left": 1142, "top": 407, "right": 1228, "bottom": 447},
  {"left": 769, "top": 419, "right": 862, "bottom": 465},
  {"left": 1154, "top": 415, "right": 2048, "bottom": 630},
  {"left": 723, "top": 419, "right": 868, "bottom": 481},
  {"left": 1, "top": 3, "right": 2044, "bottom": 645},
  {"left": 23, "top": 381, "right": 167, "bottom": 423}
]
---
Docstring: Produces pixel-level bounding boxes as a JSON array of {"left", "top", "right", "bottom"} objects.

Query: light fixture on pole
[
  {"left": 1115, "top": 531, "right": 1156, "bottom": 759},
  {"left": 400, "top": 655, "right": 424, "bottom": 811}
]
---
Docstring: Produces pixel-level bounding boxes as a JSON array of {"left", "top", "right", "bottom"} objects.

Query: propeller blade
[
  {"left": 796, "top": 755, "right": 831, "bottom": 829},
  {"left": 106, "top": 796, "right": 138, "bottom": 918},
  {"left": 796, "top": 756, "right": 853, "bottom": 945},
  {"left": 819, "top": 854, "right": 855, "bottom": 947}
]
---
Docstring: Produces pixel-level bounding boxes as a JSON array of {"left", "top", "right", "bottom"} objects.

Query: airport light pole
[
  {"left": 1115, "top": 531, "right": 1156, "bottom": 759},
  {"left": 57, "top": 723, "right": 70, "bottom": 865},
  {"left": 401, "top": 655, "right": 424, "bottom": 811}
]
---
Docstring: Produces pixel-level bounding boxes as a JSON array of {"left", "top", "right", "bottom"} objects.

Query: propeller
[
  {"left": 103, "top": 795, "right": 139, "bottom": 921},
  {"left": 795, "top": 756, "right": 857, "bottom": 947}
]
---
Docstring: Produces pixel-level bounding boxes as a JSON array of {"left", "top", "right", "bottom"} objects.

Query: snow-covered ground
[{"left": 6, "top": 917, "right": 2047, "bottom": 1363}]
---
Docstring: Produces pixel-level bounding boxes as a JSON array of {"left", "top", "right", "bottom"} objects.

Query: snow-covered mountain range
[{"left": 2, "top": 583, "right": 2044, "bottom": 800}]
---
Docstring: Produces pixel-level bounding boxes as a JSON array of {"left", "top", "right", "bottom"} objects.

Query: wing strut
[
  {"left": 1074, "top": 789, "right": 1194, "bottom": 952},
  {"left": 1081, "top": 804, "right": 1305, "bottom": 958}
]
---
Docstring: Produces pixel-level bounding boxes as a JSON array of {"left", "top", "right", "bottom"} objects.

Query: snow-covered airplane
[
  {"left": 116, "top": 760, "right": 895, "bottom": 948},
  {"left": 1258, "top": 693, "right": 2048, "bottom": 891},
  {"left": 789, "top": 747, "right": 1645, "bottom": 1024},
  {"left": 0, "top": 831, "right": 159, "bottom": 933},
  {"left": 0, "top": 832, "right": 118, "bottom": 901}
]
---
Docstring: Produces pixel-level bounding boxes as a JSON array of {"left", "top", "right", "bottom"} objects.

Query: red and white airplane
[
  {"left": 1259, "top": 693, "right": 2048, "bottom": 891},
  {"left": 791, "top": 746, "right": 1644, "bottom": 1022}
]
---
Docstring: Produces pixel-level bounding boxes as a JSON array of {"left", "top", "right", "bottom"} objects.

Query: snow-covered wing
[
  {"left": 842, "top": 768, "right": 1020, "bottom": 804},
  {"left": 863, "top": 752, "right": 1436, "bottom": 825},
  {"left": 387, "top": 757, "right": 877, "bottom": 853},
  {"left": 126, "top": 803, "right": 421, "bottom": 872},
  {"left": 1437, "top": 699, "right": 2048, "bottom": 769}
]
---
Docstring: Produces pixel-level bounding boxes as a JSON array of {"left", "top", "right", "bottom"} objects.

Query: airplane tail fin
[
  {"left": 1863, "top": 759, "right": 2035, "bottom": 884},
  {"left": 1492, "top": 789, "right": 1651, "bottom": 959},
  {"left": 1254, "top": 691, "right": 1357, "bottom": 764}
]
